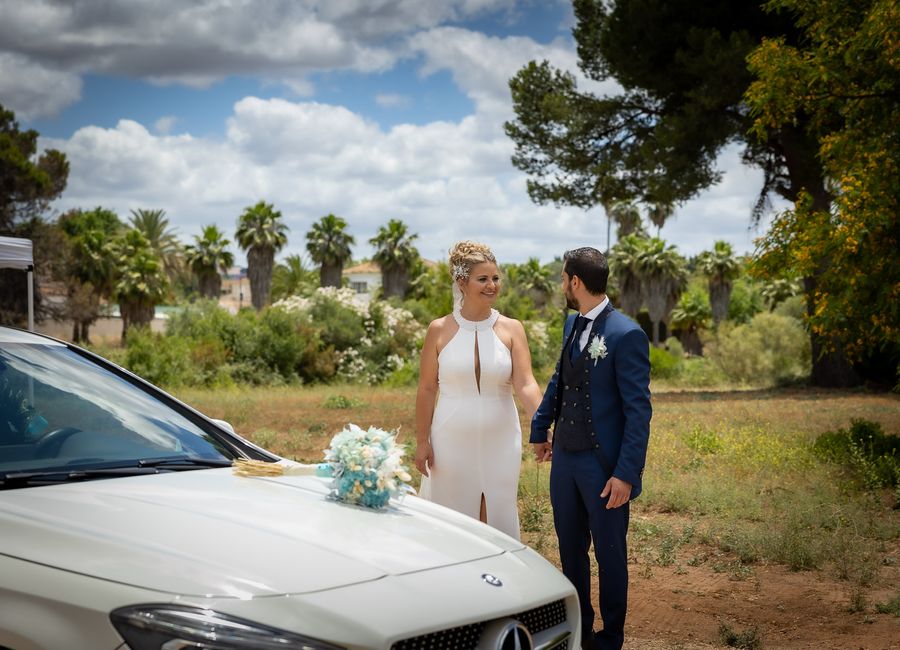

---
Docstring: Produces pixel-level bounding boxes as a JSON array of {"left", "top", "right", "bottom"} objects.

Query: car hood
[{"left": 0, "top": 468, "right": 523, "bottom": 598}]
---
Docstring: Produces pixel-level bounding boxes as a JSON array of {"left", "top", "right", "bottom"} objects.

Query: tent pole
[{"left": 27, "top": 265, "right": 34, "bottom": 331}]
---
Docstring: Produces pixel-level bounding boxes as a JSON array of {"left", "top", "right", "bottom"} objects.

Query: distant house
[
  {"left": 342, "top": 259, "right": 439, "bottom": 302},
  {"left": 219, "top": 266, "right": 251, "bottom": 313},
  {"left": 342, "top": 261, "right": 382, "bottom": 302}
]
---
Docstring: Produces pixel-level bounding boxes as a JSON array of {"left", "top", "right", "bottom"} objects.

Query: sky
[{"left": 1, "top": 0, "right": 787, "bottom": 267}]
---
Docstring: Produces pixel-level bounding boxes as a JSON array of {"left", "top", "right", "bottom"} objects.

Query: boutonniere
[{"left": 587, "top": 334, "right": 607, "bottom": 365}]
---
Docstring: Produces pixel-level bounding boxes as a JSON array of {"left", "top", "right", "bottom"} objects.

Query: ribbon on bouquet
[{"left": 233, "top": 459, "right": 332, "bottom": 478}]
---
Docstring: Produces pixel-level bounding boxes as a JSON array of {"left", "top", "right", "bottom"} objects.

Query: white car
[{"left": 0, "top": 327, "right": 579, "bottom": 650}]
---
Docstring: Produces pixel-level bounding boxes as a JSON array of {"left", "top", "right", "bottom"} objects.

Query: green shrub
[
  {"left": 705, "top": 312, "right": 810, "bottom": 385},
  {"left": 727, "top": 277, "right": 765, "bottom": 324},
  {"left": 323, "top": 394, "right": 357, "bottom": 409},
  {"left": 123, "top": 327, "right": 192, "bottom": 387},
  {"left": 664, "top": 336, "right": 684, "bottom": 359},
  {"left": 256, "top": 307, "right": 310, "bottom": 382},
  {"left": 718, "top": 622, "right": 762, "bottom": 649},
  {"left": 383, "top": 360, "right": 420, "bottom": 387},
  {"left": 650, "top": 345, "right": 681, "bottom": 379},
  {"left": 773, "top": 294, "right": 806, "bottom": 320},
  {"left": 813, "top": 419, "right": 899, "bottom": 490},
  {"left": 677, "top": 356, "right": 728, "bottom": 387},
  {"left": 683, "top": 425, "right": 722, "bottom": 455}
]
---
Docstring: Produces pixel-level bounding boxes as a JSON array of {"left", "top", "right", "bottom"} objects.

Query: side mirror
[{"left": 211, "top": 418, "right": 235, "bottom": 434}]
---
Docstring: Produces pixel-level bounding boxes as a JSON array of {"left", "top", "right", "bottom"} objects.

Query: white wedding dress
[{"left": 419, "top": 309, "right": 522, "bottom": 540}]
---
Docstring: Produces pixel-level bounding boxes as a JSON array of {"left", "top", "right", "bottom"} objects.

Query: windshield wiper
[
  {"left": 137, "top": 457, "right": 234, "bottom": 469},
  {"left": 0, "top": 458, "right": 234, "bottom": 489},
  {"left": 0, "top": 467, "right": 160, "bottom": 489}
]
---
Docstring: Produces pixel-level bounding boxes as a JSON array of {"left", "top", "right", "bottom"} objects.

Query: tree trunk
[
  {"left": 709, "top": 279, "right": 731, "bottom": 325},
  {"left": 248, "top": 247, "right": 274, "bottom": 311},
  {"left": 79, "top": 320, "right": 91, "bottom": 345},
  {"left": 320, "top": 264, "right": 342, "bottom": 288},
  {"left": 651, "top": 320, "right": 660, "bottom": 347},
  {"left": 805, "top": 276, "right": 861, "bottom": 387},
  {"left": 619, "top": 273, "right": 642, "bottom": 318},
  {"left": 382, "top": 266, "right": 408, "bottom": 299},
  {"left": 199, "top": 271, "right": 222, "bottom": 299},
  {"left": 778, "top": 126, "right": 860, "bottom": 387}
]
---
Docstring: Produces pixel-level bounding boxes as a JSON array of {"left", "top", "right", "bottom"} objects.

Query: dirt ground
[
  {"left": 523, "top": 510, "right": 899, "bottom": 650},
  {"left": 624, "top": 559, "right": 898, "bottom": 649}
]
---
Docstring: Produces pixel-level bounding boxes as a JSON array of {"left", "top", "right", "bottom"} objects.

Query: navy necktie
[{"left": 570, "top": 315, "right": 590, "bottom": 360}]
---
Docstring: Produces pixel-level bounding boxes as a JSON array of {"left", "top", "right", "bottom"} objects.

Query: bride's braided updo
[{"left": 449, "top": 241, "right": 497, "bottom": 282}]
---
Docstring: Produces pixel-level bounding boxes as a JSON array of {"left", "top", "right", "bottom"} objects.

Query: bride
[{"left": 414, "top": 241, "right": 543, "bottom": 540}]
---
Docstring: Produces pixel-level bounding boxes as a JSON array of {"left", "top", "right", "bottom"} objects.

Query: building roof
[
  {"left": 343, "top": 259, "right": 439, "bottom": 275},
  {"left": 343, "top": 261, "right": 380, "bottom": 274}
]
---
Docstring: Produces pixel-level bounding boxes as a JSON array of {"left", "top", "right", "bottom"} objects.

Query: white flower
[{"left": 588, "top": 335, "right": 608, "bottom": 365}]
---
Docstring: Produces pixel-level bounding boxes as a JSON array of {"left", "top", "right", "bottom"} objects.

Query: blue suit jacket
[{"left": 530, "top": 307, "right": 652, "bottom": 498}]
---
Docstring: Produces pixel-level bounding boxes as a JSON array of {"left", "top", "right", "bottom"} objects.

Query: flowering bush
[{"left": 276, "top": 288, "right": 424, "bottom": 385}]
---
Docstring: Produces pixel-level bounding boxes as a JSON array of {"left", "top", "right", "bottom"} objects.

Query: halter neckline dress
[{"left": 419, "top": 308, "right": 522, "bottom": 540}]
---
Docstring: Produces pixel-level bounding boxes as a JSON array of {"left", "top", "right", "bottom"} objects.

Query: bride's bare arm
[
  {"left": 414, "top": 320, "right": 442, "bottom": 476},
  {"left": 508, "top": 319, "right": 544, "bottom": 420}
]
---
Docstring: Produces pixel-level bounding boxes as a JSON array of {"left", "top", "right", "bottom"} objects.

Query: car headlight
[{"left": 110, "top": 604, "right": 345, "bottom": 650}]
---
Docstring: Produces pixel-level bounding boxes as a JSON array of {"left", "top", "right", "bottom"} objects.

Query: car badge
[
  {"left": 480, "top": 618, "right": 533, "bottom": 650},
  {"left": 481, "top": 573, "right": 503, "bottom": 587}
]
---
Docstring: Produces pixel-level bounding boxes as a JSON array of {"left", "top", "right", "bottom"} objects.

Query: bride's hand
[{"left": 415, "top": 441, "right": 434, "bottom": 477}]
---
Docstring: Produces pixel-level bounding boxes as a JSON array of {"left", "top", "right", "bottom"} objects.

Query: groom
[{"left": 531, "top": 247, "right": 651, "bottom": 650}]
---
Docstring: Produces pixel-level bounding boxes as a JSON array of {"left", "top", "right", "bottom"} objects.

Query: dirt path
[
  {"left": 527, "top": 514, "right": 899, "bottom": 649},
  {"left": 624, "top": 559, "right": 899, "bottom": 649}
]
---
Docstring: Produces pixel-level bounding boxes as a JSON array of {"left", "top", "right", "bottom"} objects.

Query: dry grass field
[{"left": 173, "top": 384, "right": 900, "bottom": 649}]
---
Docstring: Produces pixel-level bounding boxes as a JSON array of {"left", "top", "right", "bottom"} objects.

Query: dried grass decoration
[{"left": 233, "top": 424, "right": 413, "bottom": 510}]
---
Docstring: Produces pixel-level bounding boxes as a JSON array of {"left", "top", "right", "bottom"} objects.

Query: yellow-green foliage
[{"left": 704, "top": 312, "right": 810, "bottom": 385}]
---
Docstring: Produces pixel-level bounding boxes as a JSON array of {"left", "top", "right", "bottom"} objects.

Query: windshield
[{"left": 0, "top": 341, "right": 235, "bottom": 477}]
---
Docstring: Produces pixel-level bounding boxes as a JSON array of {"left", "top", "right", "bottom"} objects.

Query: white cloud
[
  {"left": 18, "top": 7, "right": 783, "bottom": 268},
  {"left": 154, "top": 115, "right": 178, "bottom": 135},
  {"left": 409, "top": 26, "right": 618, "bottom": 120},
  {"left": 0, "top": 0, "right": 517, "bottom": 115},
  {"left": 375, "top": 93, "right": 410, "bottom": 108},
  {"left": 44, "top": 94, "right": 590, "bottom": 265},
  {"left": 0, "top": 53, "right": 82, "bottom": 120}
]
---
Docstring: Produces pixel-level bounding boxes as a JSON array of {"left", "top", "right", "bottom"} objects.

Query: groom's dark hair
[{"left": 563, "top": 247, "right": 609, "bottom": 295}]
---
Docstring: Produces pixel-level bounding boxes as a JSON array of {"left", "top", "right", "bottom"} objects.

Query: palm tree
[
  {"left": 697, "top": 240, "right": 740, "bottom": 325},
  {"left": 370, "top": 219, "right": 419, "bottom": 299},
  {"left": 609, "top": 202, "right": 645, "bottom": 239},
  {"left": 635, "top": 237, "right": 687, "bottom": 347},
  {"left": 129, "top": 208, "right": 182, "bottom": 279},
  {"left": 517, "top": 257, "right": 554, "bottom": 310},
  {"left": 306, "top": 214, "right": 355, "bottom": 288},
  {"left": 184, "top": 225, "right": 234, "bottom": 299},
  {"left": 608, "top": 234, "right": 645, "bottom": 318},
  {"left": 58, "top": 207, "right": 122, "bottom": 343},
  {"left": 271, "top": 254, "right": 316, "bottom": 301},
  {"left": 113, "top": 229, "right": 169, "bottom": 340},
  {"left": 647, "top": 202, "right": 674, "bottom": 236},
  {"left": 235, "top": 201, "right": 289, "bottom": 310},
  {"left": 761, "top": 277, "right": 800, "bottom": 311},
  {"left": 670, "top": 289, "right": 711, "bottom": 356}
]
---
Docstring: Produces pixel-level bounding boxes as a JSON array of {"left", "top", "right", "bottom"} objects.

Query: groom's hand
[
  {"left": 600, "top": 477, "right": 632, "bottom": 509},
  {"left": 532, "top": 442, "right": 552, "bottom": 463}
]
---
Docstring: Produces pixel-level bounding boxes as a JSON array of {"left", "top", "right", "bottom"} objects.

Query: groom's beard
[{"left": 565, "top": 291, "right": 579, "bottom": 311}]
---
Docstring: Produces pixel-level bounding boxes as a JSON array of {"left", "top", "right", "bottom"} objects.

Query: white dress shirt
[{"left": 576, "top": 297, "right": 609, "bottom": 353}]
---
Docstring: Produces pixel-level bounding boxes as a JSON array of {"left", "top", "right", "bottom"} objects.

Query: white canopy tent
[{"left": 0, "top": 236, "right": 35, "bottom": 330}]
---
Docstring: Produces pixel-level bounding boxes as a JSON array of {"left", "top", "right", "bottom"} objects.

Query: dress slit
[{"left": 473, "top": 331, "right": 481, "bottom": 394}]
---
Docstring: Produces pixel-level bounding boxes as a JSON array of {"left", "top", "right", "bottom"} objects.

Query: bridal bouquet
[
  {"left": 233, "top": 423, "right": 412, "bottom": 510},
  {"left": 324, "top": 423, "right": 413, "bottom": 509}
]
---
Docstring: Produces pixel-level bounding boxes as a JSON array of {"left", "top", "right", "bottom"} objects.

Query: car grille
[{"left": 391, "top": 599, "right": 567, "bottom": 650}]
